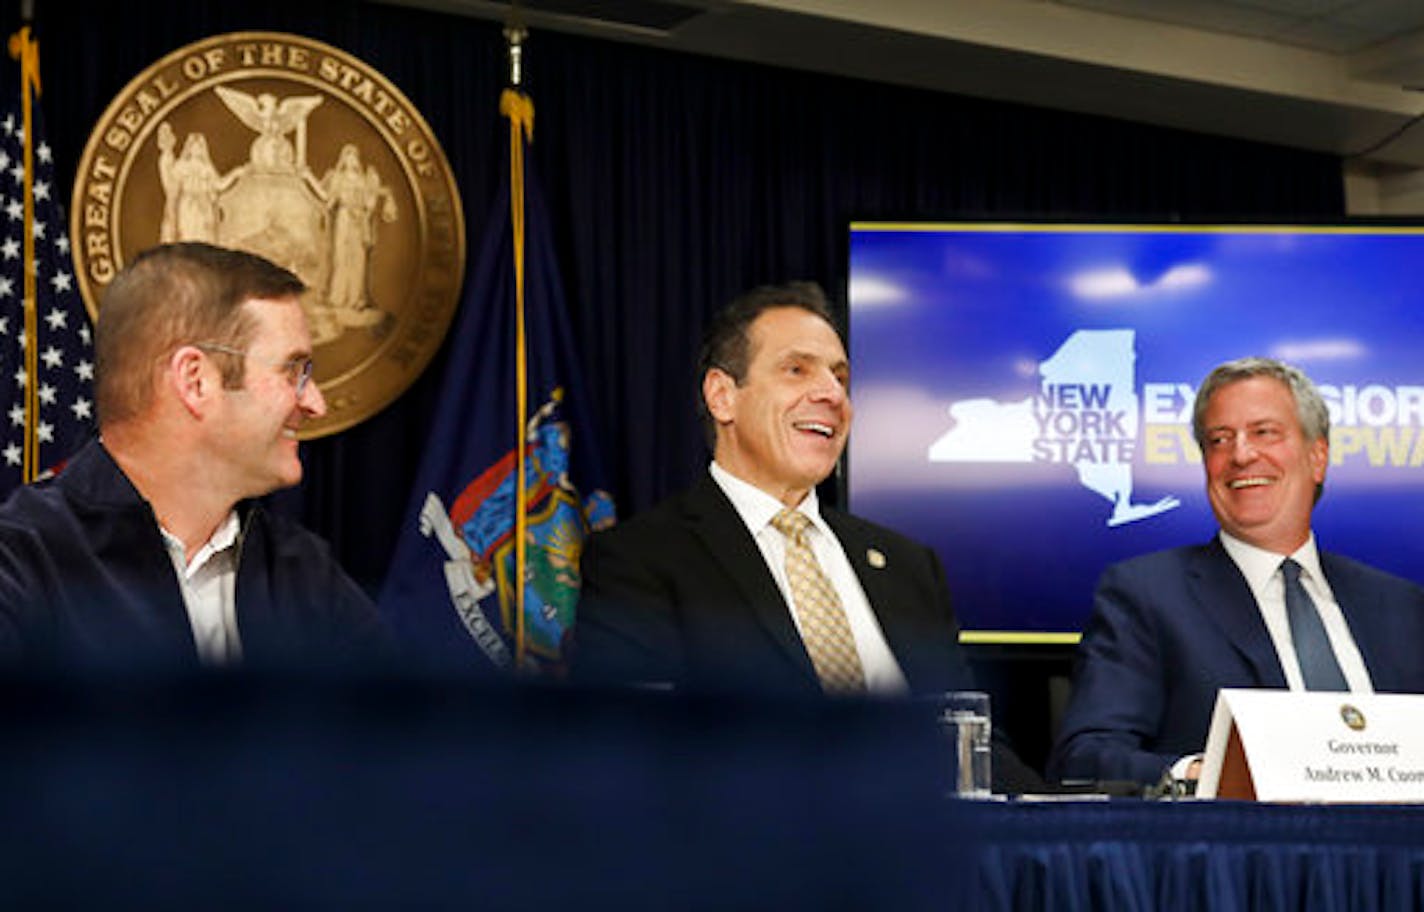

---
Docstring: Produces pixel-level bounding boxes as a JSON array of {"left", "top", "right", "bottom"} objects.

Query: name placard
[{"left": 1198, "top": 689, "right": 1424, "bottom": 802}]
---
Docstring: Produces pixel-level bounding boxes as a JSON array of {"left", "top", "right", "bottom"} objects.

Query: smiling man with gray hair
[{"left": 1049, "top": 356, "right": 1424, "bottom": 787}]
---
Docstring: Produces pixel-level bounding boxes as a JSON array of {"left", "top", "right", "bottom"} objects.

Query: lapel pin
[{"left": 867, "top": 548, "right": 886, "bottom": 569}]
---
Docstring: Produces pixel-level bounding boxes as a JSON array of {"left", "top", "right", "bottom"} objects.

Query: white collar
[
  {"left": 708, "top": 462, "right": 831, "bottom": 538},
  {"left": 159, "top": 510, "right": 242, "bottom": 577},
  {"left": 1218, "top": 528, "right": 1325, "bottom": 597}
]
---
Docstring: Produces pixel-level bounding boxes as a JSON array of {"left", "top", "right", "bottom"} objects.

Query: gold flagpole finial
[
  {"left": 499, "top": 12, "right": 534, "bottom": 143},
  {"left": 8, "top": 25, "right": 40, "bottom": 96}
]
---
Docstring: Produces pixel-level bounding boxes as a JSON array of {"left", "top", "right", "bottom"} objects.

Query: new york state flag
[{"left": 379, "top": 89, "right": 614, "bottom": 676}]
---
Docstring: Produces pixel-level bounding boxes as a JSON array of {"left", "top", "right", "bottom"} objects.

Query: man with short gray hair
[{"left": 1049, "top": 356, "right": 1424, "bottom": 787}]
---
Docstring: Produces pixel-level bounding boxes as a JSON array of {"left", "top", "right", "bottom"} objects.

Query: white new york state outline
[{"left": 924, "top": 329, "right": 1180, "bottom": 527}]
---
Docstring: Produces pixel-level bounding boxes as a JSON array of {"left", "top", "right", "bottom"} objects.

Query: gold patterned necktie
[{"left": 770, "top": 508, "right": 866, "bottom": 694}]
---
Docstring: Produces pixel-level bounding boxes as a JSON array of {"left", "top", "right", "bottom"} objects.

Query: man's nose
[
  {"left": 809, "top": 370, "right": 847, "bottom": 404},
  {"left": 301, "top": 377, "right": 328, "bottom": 418}
]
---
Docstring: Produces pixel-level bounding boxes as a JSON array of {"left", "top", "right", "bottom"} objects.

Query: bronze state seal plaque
[{"left": 70, "top": 32, "right": 465, "bottom": 438}]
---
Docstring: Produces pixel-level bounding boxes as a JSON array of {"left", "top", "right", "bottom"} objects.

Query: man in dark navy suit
[
  {"left": 1049, "top": 357, "right": 1424, "bottom": 787},
  {"left": 573, "top": 282, "right": 975, "bottom": 698}
]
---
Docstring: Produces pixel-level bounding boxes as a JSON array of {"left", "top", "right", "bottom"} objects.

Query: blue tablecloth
[{"left": 965, "top": 800, "right": 1424, "bottom": 912}]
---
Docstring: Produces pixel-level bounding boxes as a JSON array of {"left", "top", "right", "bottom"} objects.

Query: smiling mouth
[
  {"left": 1227, "top": 477, "right": 1273, "bottom": 489},
  {"left": 792, "top": 421, "right": 835, "bottom": 438}
]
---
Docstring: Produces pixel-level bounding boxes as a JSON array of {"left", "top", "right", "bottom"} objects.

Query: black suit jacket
[
  {"left": 573, "top": 474, "right": 973, "bottom": 696},
  {"left": 1048, "top": 538, "right": 1424, "bottom": 785}
]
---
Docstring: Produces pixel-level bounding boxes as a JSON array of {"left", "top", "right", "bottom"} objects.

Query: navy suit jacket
[
  {"left": 0, "top": 440, "right": 390, "bottom": 669},
  {"left": 1048, "top": 537, "right": 1424, "bottom": 785},
  {"left": 572, "top": 474, "right": 974, "bottom": 697}
]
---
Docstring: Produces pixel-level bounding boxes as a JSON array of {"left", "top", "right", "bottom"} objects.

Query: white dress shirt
[
  {"left": 1218, "top": 530, "right": 1373, "bottom": 693},
  {"left": 159, "top": 511, "right": 243, "bottom": 666},
  {"left": 1172, "top": 530, "right": 1374, "bottom": 780},
  {"left": 709, "top": 462, "right": 910, "bottom": 695}
]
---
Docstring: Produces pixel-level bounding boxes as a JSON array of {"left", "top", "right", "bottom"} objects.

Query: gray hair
[{"left": 1191, "top": 356, "right": 1330, "bottom": 448}]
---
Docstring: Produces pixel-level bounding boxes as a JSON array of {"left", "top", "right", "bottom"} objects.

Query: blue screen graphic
[{"left": 847, "top": 224, "right": 1424, "bottom": 639}]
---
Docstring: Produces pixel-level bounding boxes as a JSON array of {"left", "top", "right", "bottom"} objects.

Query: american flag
[{"left": 0, "top": 31, "right": 95, "bottom": 499}]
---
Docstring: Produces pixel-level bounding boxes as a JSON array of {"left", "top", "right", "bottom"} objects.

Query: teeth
[
  {"left": 794, "top": 421, "right": 834, "bottom": 437},
  {"left": 1228, "top": 477, "right": 1271, "bottom": 489}
]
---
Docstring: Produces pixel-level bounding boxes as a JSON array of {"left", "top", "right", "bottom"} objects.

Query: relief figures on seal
[
  {"left": 154, "top": 85, "right": 397, "bottom": 344},
  {"left": 72, "top": 31, "right": 466, "bottom": 439}
]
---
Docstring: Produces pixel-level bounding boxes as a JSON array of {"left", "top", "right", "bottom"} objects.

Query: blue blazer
[{"left": 1048, "top": 538, "right": 1424, "bottom": 785}]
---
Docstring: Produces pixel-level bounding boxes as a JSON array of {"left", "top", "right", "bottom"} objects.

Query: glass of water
[{"left": 937, "top": 690, "right": 992, "bottom": 798}]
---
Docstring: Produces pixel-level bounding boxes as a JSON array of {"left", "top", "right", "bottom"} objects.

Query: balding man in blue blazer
[{"left": 1050, "top": 358, "right": 1424, "bottom": 787}]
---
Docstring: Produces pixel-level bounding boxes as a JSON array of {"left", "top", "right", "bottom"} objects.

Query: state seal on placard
[{"left": 69, "top": 32, "right": 465, "bottom": 438}]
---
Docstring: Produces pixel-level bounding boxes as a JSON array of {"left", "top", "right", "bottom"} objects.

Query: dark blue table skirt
[{"left": 966, "top": 801, "right": 1424, "bottom": 911}]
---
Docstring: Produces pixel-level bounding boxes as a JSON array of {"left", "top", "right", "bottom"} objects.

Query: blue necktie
[{"left": 1281, "top": 559, "right": 1348, "bottom": 692}]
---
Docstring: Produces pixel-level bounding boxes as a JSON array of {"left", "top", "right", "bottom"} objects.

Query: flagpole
[
  {"left": 502, "top": 15, "right": 532, "bottom": 670},
  {"left": 8, "top": 25, "right": 40, "bottom": 483}
]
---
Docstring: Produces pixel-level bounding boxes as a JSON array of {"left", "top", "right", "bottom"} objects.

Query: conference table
[{"left": 5, "top": 671, "right": 1423, "bottom": 909}]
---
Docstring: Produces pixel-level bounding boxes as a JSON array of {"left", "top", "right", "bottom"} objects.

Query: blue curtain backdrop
[{"left": 10, "top": 1, "right": 1343, "bottom": 599}]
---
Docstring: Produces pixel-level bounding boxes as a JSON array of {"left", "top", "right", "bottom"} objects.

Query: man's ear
[
  {"left": 168, "top": 345, "right": 214, "bottom": 417},
  {"left": 703, "top": 368, "right": 737, "bottom": 425},
  {"left": 1309, "top": 433, "right": 1328, "bottom": 485}
]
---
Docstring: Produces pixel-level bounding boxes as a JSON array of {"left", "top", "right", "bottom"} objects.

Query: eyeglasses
[{"left": 196, "top": 342, "right": 316, "bottom": 397}]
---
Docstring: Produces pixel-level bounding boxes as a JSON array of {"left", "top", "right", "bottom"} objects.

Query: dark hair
[
  {"left": 95, "top": 243, "right": 306, "bottom": 425},
  {"left": 695, "top": 282, "right": 842, "bottom": 445}
]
